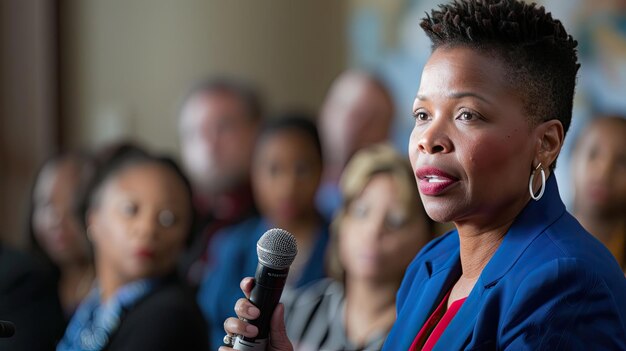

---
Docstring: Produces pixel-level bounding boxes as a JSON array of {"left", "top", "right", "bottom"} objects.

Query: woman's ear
[{"left": 534, "top": 119, "right": 564, "bottom": 169}]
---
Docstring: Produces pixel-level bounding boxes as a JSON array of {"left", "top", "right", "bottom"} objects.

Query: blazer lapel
[
  {"left": 396, "top": 246, "right": 462, "bottom": 349},
  {"left": 432, "top": 284, "right": 485, "bottom": 351}
]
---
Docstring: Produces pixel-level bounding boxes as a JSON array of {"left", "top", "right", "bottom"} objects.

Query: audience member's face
[
  {"left": 320, "top": 73, "right": 393, "bottom": 166},
  {"left": 89, "top": 163, "right": 191, "bottom": 283},
  {"left": 33, "top": 160, "right": 90, "bottom": 266},
  {"left": 339, "top": 174, "right": 429, "bottom": 284},
  {"left": 409, "top": 47, "right": 535, "bottom": 224},
  {"left": 572, "top": 119, "right": 626, "bottom": 216},
  {"left": 179, "top": 91, "right": 257, "bottom": 194},
  {"left": 252, "top": 130, "right": 322, "bottom": 227}
]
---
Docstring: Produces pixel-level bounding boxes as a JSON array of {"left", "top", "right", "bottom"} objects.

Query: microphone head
[{"left": 257, "top": 228, "right": 298, "bottom": 270}]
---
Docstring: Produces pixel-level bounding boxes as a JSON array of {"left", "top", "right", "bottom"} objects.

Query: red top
[{"left": 408, "top": 291, "right": 468, "bottom": 351}]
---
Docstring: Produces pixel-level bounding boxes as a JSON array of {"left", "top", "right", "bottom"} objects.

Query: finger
[
  {"left": 224, "top": 317, "right": 259, "bottom": 338},
  {"left": 269, "top": 303, "right": 293, "bottom": 351},
  {"left": 234, "top": 297, "right": 260, "bottom": 320},
  {"left": 218, "top": 347, "right": 235, "bottom": 351},
  {"left": 240, "top": 277, "right": 255, "bottom": 298}
]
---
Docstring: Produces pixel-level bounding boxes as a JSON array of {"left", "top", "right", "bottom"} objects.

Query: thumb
[{"left": 269, "top": 303, "right": 293, "bottom": 351}]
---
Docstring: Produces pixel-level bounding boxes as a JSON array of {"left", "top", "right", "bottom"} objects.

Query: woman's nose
[{"left": 416, "top": 118, "right": 453, "bottom": 154}]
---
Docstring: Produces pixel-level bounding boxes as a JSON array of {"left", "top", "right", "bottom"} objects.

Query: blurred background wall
[
  {"left": 1, "top": 0, "right": 58, "bottom": 246},
  {"left": 1, "top": 0, "right": 347, "bottom": 246},
  {"left": 59, "top": 0, "right": 347, "bottom": 153}
]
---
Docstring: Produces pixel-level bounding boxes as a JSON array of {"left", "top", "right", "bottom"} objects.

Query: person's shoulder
[
  {"left": 110, "top": 280, "right": 208, "bottom": 351},
  {"left": 498, "top": 257, "right": 626, "bottom": 349},
  {"left": 207, "top": 216, "right": 264, "bottom": 258},
  {"left": 284, "top": 278, "right": 344, "bottom": 341},
  {"left": 527, "top": 211, "right": 624, "bottom": 281},
  {"left": 213, "top": 216, "right": 265, "bottom": 244},
  {"left": 0, "top": 245, "right": 57, "bottom": 298},
  {"left": 515, "top": 256, "right": 625, "bottom": 293},
  {"left": 287, "top": 278, "right": 342, "bottom": 307},
  {"left": 133, "top": 280, "right": 204, "bottom": 320}
]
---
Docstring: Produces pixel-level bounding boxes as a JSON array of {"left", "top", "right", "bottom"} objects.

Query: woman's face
[
  {"left": 33, "top": 160, "right": 90, "bottom": 266},
  {"left": 89, "top": 163, "right": 191, "bottom": 283},
  {"left": 252, "top": 131, "right": 322, "bottom": 226},
  {"left": 339, "top": 174, "right": 430, "bottom": 283},
  {"left": 409, "top": 47, "right": 537, "bottom": 225},
  {"left": 572, "top": 119, "right": 626, "bottom": 216}
]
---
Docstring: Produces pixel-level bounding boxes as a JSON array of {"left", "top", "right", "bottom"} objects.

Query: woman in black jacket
[{"left": 57, "top": 145, "right": 208, "bottom": 351}]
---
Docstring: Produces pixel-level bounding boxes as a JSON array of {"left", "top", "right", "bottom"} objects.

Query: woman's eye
[
  {"left": 413, "top": 112, "right": 428, "bottom": 121},
  {"left": 268, "top": 163, "right": 280, "bottom": 177},
  {"left": 121, "top": 201, "right": 138, "bottom": 216},
  {"left": 158, "top": 210, "right": 176, "bottom": 228},
  {"left": 457, "top": 110, "right": 479, "bottom": 121},
  {"left": 385, "top": 212, "right": 407, "bottom": 231}
]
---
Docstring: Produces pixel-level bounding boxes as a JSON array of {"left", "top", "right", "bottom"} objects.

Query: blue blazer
[{"left": 383, "top": 176, "right": 626, "bottom": 350}]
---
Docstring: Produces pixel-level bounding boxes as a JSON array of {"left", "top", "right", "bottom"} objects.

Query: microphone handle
[{"left": 233, "top": 264, "right": 289, "bottom": 351}]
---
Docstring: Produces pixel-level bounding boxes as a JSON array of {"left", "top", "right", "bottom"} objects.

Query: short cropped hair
[{"left": 421, "top": 0, "right": 580, "bottom": 143}]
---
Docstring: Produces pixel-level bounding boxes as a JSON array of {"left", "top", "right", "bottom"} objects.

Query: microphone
[
  {"left": 0, "top": 321, "right": 15, "bottom": 338},
  {"left": 233, "top": 228, "right": 298, "bottom": 351}
]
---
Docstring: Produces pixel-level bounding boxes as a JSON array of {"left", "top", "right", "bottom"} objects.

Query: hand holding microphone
[
  {"left": 220, "top": 229, "right": 296, "bottom": 351},
  {"left": 220, "top": 278, "right": 293, "bottom": 351}
]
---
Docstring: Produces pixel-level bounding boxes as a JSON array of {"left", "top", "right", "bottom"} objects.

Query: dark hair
[
  {"left": 79, "top": 143, "right": 196, "bottom": 243},
  {"left": 421, "top": 0, "right": 580, "bottom": 167},
  {"left": 27, "top": 151, "right": 95, "bottom": 271},
  {"left": 257, "top": 112, "right": 323, "bottom": 164},
  {"left": 179, "top": 76, "right": 263, "bottom": 121}
]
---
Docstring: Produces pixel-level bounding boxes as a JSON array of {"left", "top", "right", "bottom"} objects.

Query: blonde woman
[{"left": 281, "top": 144, "right": 433, "bottom": 350}]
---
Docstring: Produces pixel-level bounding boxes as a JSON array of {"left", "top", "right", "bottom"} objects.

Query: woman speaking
[{"left": 222, "top": 0, "right": 626, "bottom": 349}]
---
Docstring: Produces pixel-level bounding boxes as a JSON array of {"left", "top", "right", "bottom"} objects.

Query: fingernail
[
  {"left": 246, "top": 324, "right": 258, "bottom": 335},
  {"left": 248, "top": 306, "right": 260, "bottom": 318}
]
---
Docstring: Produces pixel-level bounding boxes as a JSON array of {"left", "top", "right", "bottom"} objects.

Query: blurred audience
[
  {"left": 0, "top": 243, "right": 66, "bottom": 351},
  {"left": 29, "top": 153, "right": 95, "bottom": 318},
  {"left": 57, "top": 145, "right": 208, "bottom": 351},
  {"left": 285, "top": 144, "right": 433, "bottom": 351},
  {"left": 198, "top": 114, "right": 328, "bottom": 350},
  {"left": 571, "top": 115, "right": 626, "bottom": 272},
  {"left": 317, "top": 70, "right": 395, "bottom": 219},
  {"left": 177, "top": 77, "right": 262, "bottom": 286}
]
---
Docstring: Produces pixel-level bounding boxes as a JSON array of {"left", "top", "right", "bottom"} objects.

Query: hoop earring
[{"left": 528, "top": 163, "right": 546, "bottom": 201}]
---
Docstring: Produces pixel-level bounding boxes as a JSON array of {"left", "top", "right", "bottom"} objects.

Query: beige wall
[
  {"left": 60, "top": 0, "right": 347, "bottom": 154},
  {"left": 0, "top": 0, "right": 57, "bottom": 246}
]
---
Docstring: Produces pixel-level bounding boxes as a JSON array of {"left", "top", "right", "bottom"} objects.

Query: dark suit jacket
[
  {"left": 383, "top": 176, "right": 626, "bottom": 350},
  {"left": 0, "top": 244, "right": 66, "bottom": 351},
  {"left": 104, "top": 276, "right": 209, "bottom": 351}
]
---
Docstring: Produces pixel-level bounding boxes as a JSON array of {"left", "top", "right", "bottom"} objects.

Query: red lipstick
[
  {"left": 415, "top": 166, "right": 459, "bottom": 196},
  {"left": 135, "top": 248, "right": 156, "bottom": 259}
]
